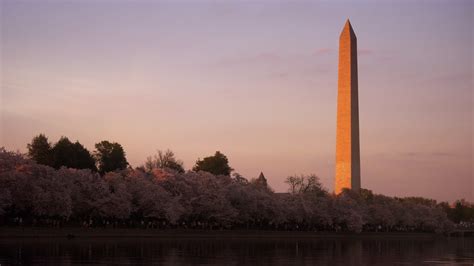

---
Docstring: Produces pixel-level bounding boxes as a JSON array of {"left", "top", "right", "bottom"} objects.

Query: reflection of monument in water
[{"left": 335, "top": 20, "right": 361, "bottom": 194}]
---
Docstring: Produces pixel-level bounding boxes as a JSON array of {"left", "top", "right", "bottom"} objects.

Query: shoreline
[{"left": 0, "top": 227, "right": 443, "bottom": 239}]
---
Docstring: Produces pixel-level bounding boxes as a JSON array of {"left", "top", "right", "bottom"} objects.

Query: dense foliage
[
  {"left": 51, "top": 137, "right": 97, "bottom": 171},
  {"left": 94, "top": 141, "right": 128, "bottom": 174},
  {"left": 1, "top": 148, "right": 468, "bottom": 233},
  {"left": 28, "top": 135, "right": 97, "bottom": 171},
  {"left": 27, "top": 134, "right": 126, "bottom": 173},
  {"left": 27, "top": 134, "right": 52, "bottom": 166},
  {"left": 193, "top": 151, "right": 233, "bottom": 176}
]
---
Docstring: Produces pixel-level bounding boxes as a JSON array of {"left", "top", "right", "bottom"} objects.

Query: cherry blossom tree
[{"left": 0, "top": 148, "right": 458, "bottom": 233}]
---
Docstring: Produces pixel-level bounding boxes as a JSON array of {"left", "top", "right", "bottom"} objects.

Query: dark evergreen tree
[
  {"left": 27, "top": 134, "right": 52, "bottom": 166},
  {"left": 94, "top": 141, "right": 128, "bottom": 174},
  {"left": 193, "top": 151, "right": 233, "bottom": 176},
  {"left": 51, "top": 137, "right": 96, "bottom": 171}
]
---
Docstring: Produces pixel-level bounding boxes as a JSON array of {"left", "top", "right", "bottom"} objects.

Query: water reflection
[{"left": 0, "top": 236, "right": 473, "bottom": 265}]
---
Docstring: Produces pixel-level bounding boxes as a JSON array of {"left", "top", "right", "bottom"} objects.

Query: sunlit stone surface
[{"left": 335, "top": 19, "right": 361, "bottom": 194}]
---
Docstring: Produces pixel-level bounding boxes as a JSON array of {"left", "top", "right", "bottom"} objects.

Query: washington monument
[{"left": 335, "top": 19, "right": 361, "bottom": 194}]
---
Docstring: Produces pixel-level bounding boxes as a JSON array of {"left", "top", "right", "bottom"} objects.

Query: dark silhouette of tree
[
  {"left": 232, "top": 172, "right": 249, "bottom": 185},
  {"left": 27, "top": 134, "right": 52, "bottom": 166},
  {"left": 450, "top": 199, "right": 474, "bottom": 223},
  {"left": 51, "top": 137, "right": 96, "bottom": 171},
  {"left": 251, "top": 172, "right": 271, "bottom": 191},
  {"left": 193, "top": 151, "right": 233, "bottom": 176},
  {"left": 94, "top": 141, "right": 128, "bottom": 174},
  {"left": 0, "top": 148, "right": 464, "bottom": 233},
  {"left": 285, "top": 174, "right": 326, "bottom": 196},
  {"left": 144, "top": 149, "right": 184, "bottom": 173}
]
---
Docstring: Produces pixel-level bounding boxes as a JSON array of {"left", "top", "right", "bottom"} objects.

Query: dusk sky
[{"left": 1, "top": 0, "right": 472, "bottom": 202}]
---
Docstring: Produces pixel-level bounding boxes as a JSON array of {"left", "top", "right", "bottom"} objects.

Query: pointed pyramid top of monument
[{"left": 340, "top": 19, "right": 356, "bottom": 39}]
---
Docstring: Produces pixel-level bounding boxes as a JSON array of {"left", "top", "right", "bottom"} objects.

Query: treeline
[
  {"left": 25, "top": 134, "right": 231, "bottom": 175},
  {"left": 26, "top": 134, "right": 128, "bottom": 174},
  {"left": 1, "top": 143, "right": 473, "bottom": 233}
]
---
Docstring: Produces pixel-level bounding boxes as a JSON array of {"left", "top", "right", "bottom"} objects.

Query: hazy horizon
[{"left": 1, "top": 0, "right": 472, "bottom": 202}]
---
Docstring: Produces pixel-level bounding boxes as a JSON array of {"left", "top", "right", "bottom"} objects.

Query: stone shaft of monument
[{"left": 335, "top": 20, "right": 361, "bottom": 194}]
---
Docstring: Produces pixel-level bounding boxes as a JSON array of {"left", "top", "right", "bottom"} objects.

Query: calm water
[{"left": 0, "top": 236, "right": 473, "bottom": 265}]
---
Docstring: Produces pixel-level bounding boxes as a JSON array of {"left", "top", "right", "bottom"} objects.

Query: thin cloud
[
  {"left": 268, "top": 72, "right": 289, "bottom": 79},
  {"left": 358, "top": 48, "right": 374, "bottom": 56},
  {"left": 216, "top": 52, "right": 282, "bottom": 66},
  {"left": 400, "top": 151, "right": 456, "bottom": 157},
  {"left": 424, "top": 73, "right": 472, "bottom": 84},
  {"left": 216, "top": 49, "right": 334, "bottom": 68},
  {"left": 314, "top": 48, "right": 332, "bottom": 55}
]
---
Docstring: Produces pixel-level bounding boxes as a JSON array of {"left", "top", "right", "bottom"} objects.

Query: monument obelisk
[{"left": 335, "top": 19, "right": 361, "bottom": 194}]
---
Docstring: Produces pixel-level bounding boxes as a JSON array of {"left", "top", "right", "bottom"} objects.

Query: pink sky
[{"left": 1, "top": 0, "right": 472, "bottom": 202}]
